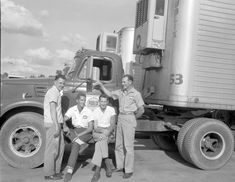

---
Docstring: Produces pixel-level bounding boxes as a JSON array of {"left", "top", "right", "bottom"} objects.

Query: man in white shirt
[
  {"left": 90, "top": 94, "right": 116, "bottom": 182},
  {"left": 43, "top": 74, "right": 66, "bottom": 180},
  {"left": 63, "top": 92, "right": 93, "bottom": 182}
]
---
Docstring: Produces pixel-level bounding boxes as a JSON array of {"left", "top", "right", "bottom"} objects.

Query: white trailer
[{"left": 133, "top": 0, "right": 235, "bottom": 170}]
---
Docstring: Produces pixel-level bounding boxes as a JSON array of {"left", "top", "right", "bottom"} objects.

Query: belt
[{"left": 119, "top": 112, "right": 134, "bottom": 115}]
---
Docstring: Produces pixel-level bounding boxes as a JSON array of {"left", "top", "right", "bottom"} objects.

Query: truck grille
[
  {"left": 135, "top": 0, "right": 149, "bottom": 28},
  {"left": 34, "top": 86, "right": 48, "bottom": 97}
]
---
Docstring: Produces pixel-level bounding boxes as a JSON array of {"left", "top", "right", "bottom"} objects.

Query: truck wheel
[
  {"left": 0, "top": 112, "right": 45, "bottom": 169},
  {"left": 183, "top": 118, "right": 234, "bottom": 170},
  {"left": 151, "top": 132, "right": 178, "bottom": 151},
  {"left": 177, "top": 118, "right": 204, "bottom": 160}
]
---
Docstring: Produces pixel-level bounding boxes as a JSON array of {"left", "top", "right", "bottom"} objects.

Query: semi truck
[{"left": 0, "top": 0, "right": 234, "bottom": 170}]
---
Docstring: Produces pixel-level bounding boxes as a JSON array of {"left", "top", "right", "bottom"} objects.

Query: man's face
[
  {"left": 99, "top": 97, "right": 108, "bottom": 110},
  {"left": 54, "top": 78, "right": 65, "bottom": 91},
  {"left": 76, "top": 96, "right": 86, "bottom": 108},
  {"left": 122, "top": 76, "right": 131, "bottom": 90}
]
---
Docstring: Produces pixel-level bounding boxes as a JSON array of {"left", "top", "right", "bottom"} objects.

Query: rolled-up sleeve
[
  {"left": 135, "top": 92, "right": 144, "bottom": 108},
  {"left": 111, "top": 89, "right": 121, "bottom": 100},
  {"left": 47, "top": 88, "right": 59, "bottom": 104},
  {"left": 65, "top": 108, "right": 73, "bottom": 119}
]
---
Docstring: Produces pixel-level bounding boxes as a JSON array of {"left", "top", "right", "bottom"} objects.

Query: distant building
[{"left": 8, "top": 75, "right": 27, "bottom": 79}]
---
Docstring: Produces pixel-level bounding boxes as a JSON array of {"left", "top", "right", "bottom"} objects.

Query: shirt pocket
[
  {"left": 127, "top": 95, "right": 136, "bottom": 106},
  {"left": 82, "top": 115, "right": 89, "bottom": 127}
]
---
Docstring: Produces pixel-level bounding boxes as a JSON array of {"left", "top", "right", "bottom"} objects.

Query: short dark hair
[
  {"left": 55, "top": 74, "right": 66, "bottom": 80},
  {"left": 123, "top": 74, "right": 133, "bottom": 82},
  {"left": 76, "top": 92, "right": 86, "bottom": 100},
  {"left": 99, "top": 93, "right": 109, "bottom": 100}
]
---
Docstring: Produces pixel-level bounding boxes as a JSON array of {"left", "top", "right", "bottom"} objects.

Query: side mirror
[
  {"left": 92, "top": 67, "right": 100, "bottom": 81},
  {"left": 85, "top": 56, "right": 100, "bottom": 80},
  {"left": 86, "top": 56, "right": 93, "bottom": 79},
  {"left": 86, "top": 67, "right": 100, "bottom": 92}
]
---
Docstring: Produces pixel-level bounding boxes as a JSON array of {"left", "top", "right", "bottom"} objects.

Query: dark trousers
[
  {"left": 67, "top": 142, "right": 80, "bottom": 170},
  {"left": 66, "top": 127, "right": 92, "bottom": 172}
]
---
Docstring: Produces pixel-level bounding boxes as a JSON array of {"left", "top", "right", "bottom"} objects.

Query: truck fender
[
  {"left": 1, "top": 101, "right": 43, "bottom": 116},
  {"left": 1, "top": 101, "right": 43, "bottom": 118}
]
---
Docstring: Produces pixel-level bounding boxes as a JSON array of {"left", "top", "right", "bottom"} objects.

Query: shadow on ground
[{"left": 61, "top": 142, "right": 116, "bottom": 175}]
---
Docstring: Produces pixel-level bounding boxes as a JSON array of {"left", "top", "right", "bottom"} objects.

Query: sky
[{"left": 1, "top": 0, "right": 137, "bottom": 77}]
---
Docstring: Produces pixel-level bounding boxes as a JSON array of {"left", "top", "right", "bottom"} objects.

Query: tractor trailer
[{"left": 0, "top": 0, "right": 234, "bottom": 170}]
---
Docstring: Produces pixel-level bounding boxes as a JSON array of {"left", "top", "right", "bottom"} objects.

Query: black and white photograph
[{"left": 1, "top": 0, "right": 235, "bottom": 182}]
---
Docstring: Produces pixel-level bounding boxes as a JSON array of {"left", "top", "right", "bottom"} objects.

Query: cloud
[
  {"left": 25, "top": 47, "right": 53, "bottom": 61},
  {"left": 79, "top": 0, "right": 130, "bottom": 8},
  {"left": 1, "top": 56, "right": 63, "bottom": 77},
  {"left": 1, "top": 57, "right": 39, "bottom": 76},
  {"left": 1, "top": 57, "right": 28, "bottom": 66},
  {"left": 1, "top": 0, "right": 44, "bottom": 37},
  {"left": 56, "top": 49, "right": 75, "bottom": 60},
  {"left": 25, "top": 47, "right": 75, "bottom": 66},
  {"left": 61, "top": 33, "right": 88, "bottom": 48},
  {"left": 39, "top": 10, "right": 49, "bottom": 17},
  {"left": 1, "top": 47, "right": 76, "bottom": 77}
]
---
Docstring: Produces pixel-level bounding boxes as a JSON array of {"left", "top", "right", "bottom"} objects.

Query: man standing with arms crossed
[
  {"left": 94, "top": 74, "right": 145, "bottom": 179},
  {"left": 43, "top": 74, "right": 66, "bottom": 180},
  {"left": 91, "top": 94, "right": 116, "bottom": 182}
]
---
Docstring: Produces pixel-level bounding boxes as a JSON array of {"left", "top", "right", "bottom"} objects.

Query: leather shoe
[
  {"left": 91, "top": 172, "right": 100, "bottom": 182},
  {"left": 44, "top": 174, "right": 63, "bottom": 180},
  {"left": 113, "top": 168, "right": 124, "bottom": 172},
  {"left": 54, "top": 173, "right": 63, "bottom": 177},
  {"left": 63, "top": 173, "right": 72, "bottom": 182},
  {"left": 123, "top": 172, "right": 133, "bottom": 179},
  {"left": 104, "top": 158, "right": 112, "bottom": 177}
]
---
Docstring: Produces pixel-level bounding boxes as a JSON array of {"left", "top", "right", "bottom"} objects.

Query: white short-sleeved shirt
[
  {"left": 44, "top": 85, "right": 63, "bottom": 126},
  {"left": 92, "top": 106, "right": 116, "bottom": 128},
  {"left": 65, "top": 106, "right": 93, "bottom": 128}
]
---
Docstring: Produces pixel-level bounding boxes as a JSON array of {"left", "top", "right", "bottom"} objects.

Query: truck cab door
[
  {"left": 61, "top": 56, "right": 94, "bottom": 113},
  {"left": 62, "top": 56, "right": 102, "bottom": 114}
]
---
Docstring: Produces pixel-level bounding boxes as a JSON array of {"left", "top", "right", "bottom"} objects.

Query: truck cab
[
  {"left": 0, "top": 49, "right": 123, "bottom": 169},
  {"left": 61, "top": 49, "right": 123, "bottom": 112}
]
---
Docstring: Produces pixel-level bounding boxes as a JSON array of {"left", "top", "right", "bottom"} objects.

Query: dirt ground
[{"left": 0, "top": 137, "right": 235, "bottom": 182}]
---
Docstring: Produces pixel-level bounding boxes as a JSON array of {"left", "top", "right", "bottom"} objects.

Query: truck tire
[
  {"left": 177, "top": 118, "right": 204, "bottom": 160},
  {"left": 151, "top": 132, "right": 178, "bottom": 151},
  {"left": 183, "top": 118, "right": 234, "bottom": 170},
  {"left": 0, "top": 112, "right": 45, "bottom": 169}
]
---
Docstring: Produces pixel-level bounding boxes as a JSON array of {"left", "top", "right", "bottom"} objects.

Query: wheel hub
[
  {"left": 23, "top": 137, "right": 30, "bottom": 144},
  {"left": 9, "top": 126, "right": 42, "bottom": 158},
  {"left": 200, "top": 132, "right": 225, "bottom": 160}
]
